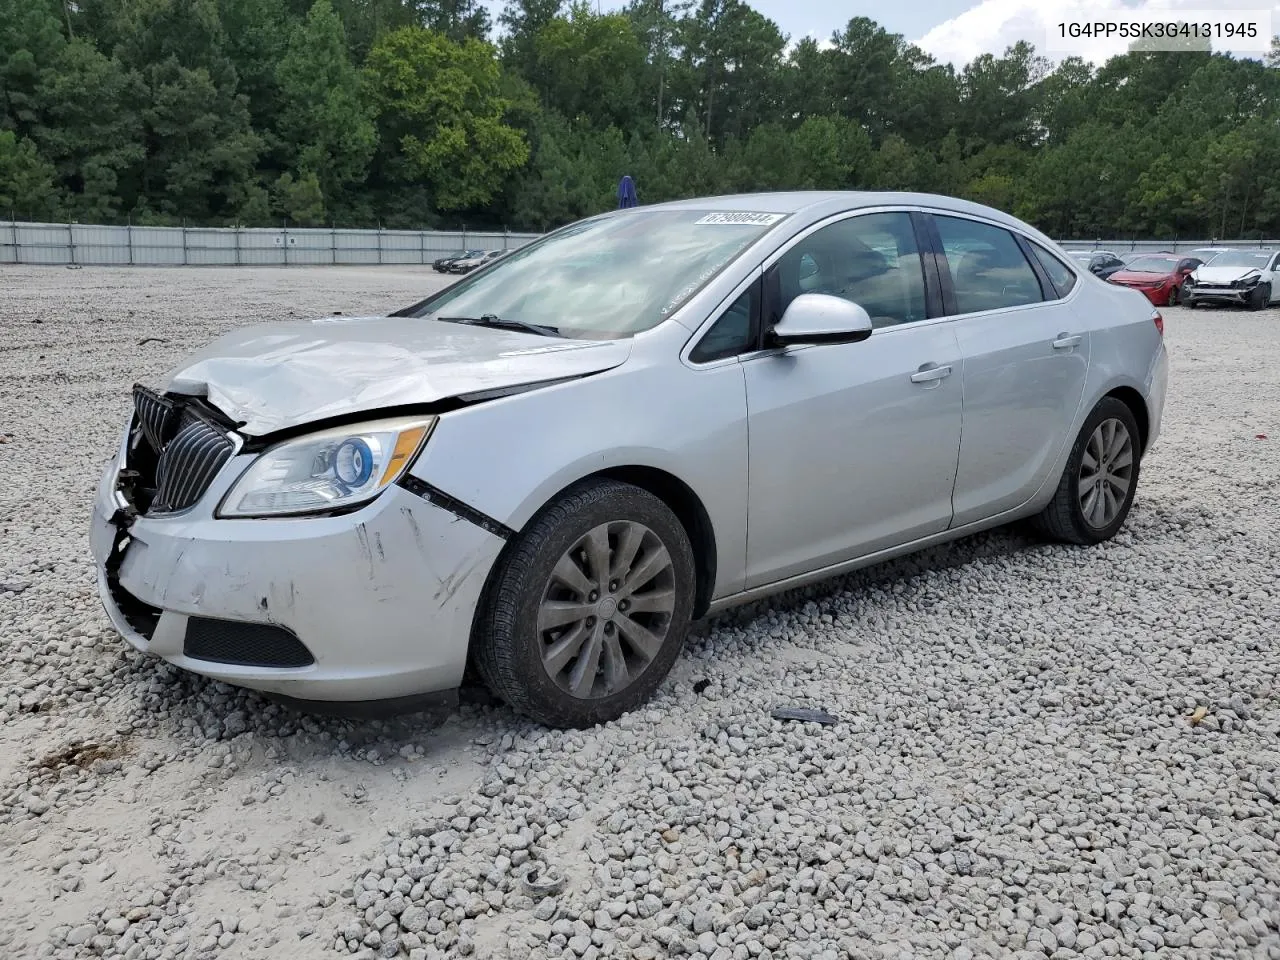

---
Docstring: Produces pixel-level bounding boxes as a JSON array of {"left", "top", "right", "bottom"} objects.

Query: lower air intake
[{"left": 183, "top": 617, "right": 315, "bottom": 668}]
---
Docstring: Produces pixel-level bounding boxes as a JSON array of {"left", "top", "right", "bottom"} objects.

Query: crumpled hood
[
  {"left": 162, "top": 315, "right": 632, "bottom": 435},
  {"left": 1193, "top": 265, "right": 1263, "bottom": 283}
]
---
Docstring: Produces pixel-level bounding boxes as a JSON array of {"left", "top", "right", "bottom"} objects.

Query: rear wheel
[
  {"left": 473, "top": 479, "right": 695, "bottom": 728},
  {"left": 1032, "top": 397, "right": 1141, "bottom": 545}
]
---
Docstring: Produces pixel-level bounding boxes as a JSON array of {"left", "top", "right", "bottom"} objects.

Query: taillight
[{"left": 1152, "top": 310, "right": 1164, "bottom": 335}]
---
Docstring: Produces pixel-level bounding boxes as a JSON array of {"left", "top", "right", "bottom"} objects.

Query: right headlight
[{"left": 218, "top": 416, "right": 436, "bottom": 518}]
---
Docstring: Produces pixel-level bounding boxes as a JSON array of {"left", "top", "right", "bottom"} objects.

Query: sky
[{"left": 487, "top": 0, "right": 1278, "bottom": 67}]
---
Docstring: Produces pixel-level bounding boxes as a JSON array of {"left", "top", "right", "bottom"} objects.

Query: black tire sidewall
[
  {"left": 476, "top": 481, "right": 696, "bottom": 727},
  {"left": 1249, "top": 284, "right": 1270, "bottom": 310},
  {"left": 1061, "top": 398, "right": 1142, "bottom": 544}
]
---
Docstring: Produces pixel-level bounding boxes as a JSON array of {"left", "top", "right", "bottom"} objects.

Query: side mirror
[{"left": 770, "top": 293, "right": 873, "bottom": 347}]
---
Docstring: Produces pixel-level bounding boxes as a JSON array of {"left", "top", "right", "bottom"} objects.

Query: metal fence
[
  {"left": 1059, "top": 239, "right": 1280, "bottom": 255},
  {"left": 4, "top": 220, "right": 1276, "bottom": 267},
  {"left": 0, "top": 221, "right": 542, "bottom": 267}
]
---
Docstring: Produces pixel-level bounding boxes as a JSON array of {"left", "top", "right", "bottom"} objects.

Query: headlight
[{"left": 218, "top": 416, "right": 436, "bottom": 518}]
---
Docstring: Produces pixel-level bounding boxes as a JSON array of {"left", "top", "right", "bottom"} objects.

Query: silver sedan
[{"left": 90, "top": 193, "right": 1169, "bottom": 727}]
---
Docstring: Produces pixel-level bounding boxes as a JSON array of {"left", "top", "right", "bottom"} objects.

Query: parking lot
[{"left": 1, "top": 266, "right": 1278, "bottom": 959}]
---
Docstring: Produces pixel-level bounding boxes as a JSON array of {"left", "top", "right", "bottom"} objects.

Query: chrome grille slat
[
  {"left": 177, "top": 429, "right": 222, "bottom": 507},
  {"left": 143, "top": 407, "right": 234, "bottom": 515},
  {"left": 132, "top": 384, "right": 177, "bottom": 451}
]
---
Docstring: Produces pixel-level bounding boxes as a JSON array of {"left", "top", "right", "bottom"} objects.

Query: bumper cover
[
  {"left": 1184, "top": 285, "right": 1251, "bottom": 302},
  {"left": 91, "top": 449, "right": 506, "bottom": 703}
]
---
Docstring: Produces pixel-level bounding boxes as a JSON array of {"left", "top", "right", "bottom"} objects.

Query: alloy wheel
[
  {"left": 1078, "top": 418, "right": 1134, "bottom": 529},
  {"left": 537, "top": 521, "right": 677, "bottom": 699}
]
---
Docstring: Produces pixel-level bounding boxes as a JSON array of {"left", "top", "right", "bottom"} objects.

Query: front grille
[
  {"left": 184, "top": 617, "right": 315, "bottom": 668},
  {"left": 151, "top": 412, "right": 234, "bottom": 514},
  {"left": 129, "top": 386, "right": 235, "bottom": 515}
]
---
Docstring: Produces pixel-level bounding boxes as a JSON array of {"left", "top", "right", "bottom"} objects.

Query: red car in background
[{"left": 1106, "top": 253, "right": 1203, "bottom": 306}]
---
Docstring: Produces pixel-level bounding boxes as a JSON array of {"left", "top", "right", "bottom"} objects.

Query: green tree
[
  {"left": 416, "top": 0, "right": 491, "bottom": 42},
  {"left": 273, "top": 168, "right": 326, "bottom": 222},
  {"left": 364, "top": 27, "right": 529, "bottom": 210},
  {"left": 276, "top": 0, "right": 376, "bottom": 209},
  {"left": 33, "top": 40, "right": 145, "bottom": 221},
  {"left": 672, "top": 0, "right": 786, "bottom": 144},
  {"left": 532, "top": 5, "right": 649, "bottom": 131},
  {"left": 216, "top": 0, "right": 292, "bottom": 133},
  {"left": 141, "top": 58, "right": 262, "bottom": 222},
  {"left": 0, "top": 130, "right": 59, "bottom": 219},
  {"left": 0, "top": 0, "right": 66, "bottom": 133}
]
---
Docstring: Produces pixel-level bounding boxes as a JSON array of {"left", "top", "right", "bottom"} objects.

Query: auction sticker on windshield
[{"left": 694, "top": 212, "right": 787, "bottom": 226}]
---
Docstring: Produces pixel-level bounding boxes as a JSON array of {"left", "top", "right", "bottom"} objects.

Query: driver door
[{"left": 742, "top": 211, "right": 963, "bottom": 589}]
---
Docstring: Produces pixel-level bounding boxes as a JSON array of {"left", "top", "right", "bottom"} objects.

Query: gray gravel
[{"left": 1, "top": 266, "right": 1278, "bottom": 960}]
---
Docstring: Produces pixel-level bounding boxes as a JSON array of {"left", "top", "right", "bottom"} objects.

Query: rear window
[{"left": 1124, "top": 256, "right": 1179, "bottom": 273}]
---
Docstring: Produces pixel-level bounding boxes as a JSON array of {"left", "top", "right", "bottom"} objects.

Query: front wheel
[
  {"left": 1032, "top": 397, "right": 1141, "bottom": 545},
  {"left": 472, "top": 479, "right": 696, "bottom": 728},
  {"left": 1248, "top": 283, "right": 1270, "bottom": 311}
]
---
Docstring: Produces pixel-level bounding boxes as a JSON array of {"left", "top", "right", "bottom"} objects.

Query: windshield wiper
[{"left": 437, "top": 314, "right": 561, "bottom": 337}]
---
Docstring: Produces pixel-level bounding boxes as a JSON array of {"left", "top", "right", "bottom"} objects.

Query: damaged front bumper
[
  {"left": 90, "top": 430, "right": 507, "bottom": 705},
  {"left": 1184, "top": 284, "right": 1253, "bottom": 304}
]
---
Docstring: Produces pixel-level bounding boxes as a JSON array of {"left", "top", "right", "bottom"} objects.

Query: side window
[
  {"left": 767, "top": 212, "right": 927, "bottom": 329},
  {"left": 1029, "top": 242, "right": 1077, "bottom": 297},
  {"left": 1270, "top": 253, "right": 1280, "bottom": 271},
  {"left": 690, "top": 282, "right": 758, "bottom": 363},
  {"left": 934, "top": 216, "right": 1044, "bottom": 314}
]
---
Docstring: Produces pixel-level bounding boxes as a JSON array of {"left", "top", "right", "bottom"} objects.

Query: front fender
[{"left": 407, "top": 357, "right": 750, "bottom": 600}]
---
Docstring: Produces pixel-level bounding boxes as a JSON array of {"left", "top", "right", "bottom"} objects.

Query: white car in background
[{"left": 1183, "top": 249, "right": 1280, "bottom": 310}]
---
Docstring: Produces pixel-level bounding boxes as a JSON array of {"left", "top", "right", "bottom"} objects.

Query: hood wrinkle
[{"left": 162, "top": 315, "right": 632, "bottom": 435}]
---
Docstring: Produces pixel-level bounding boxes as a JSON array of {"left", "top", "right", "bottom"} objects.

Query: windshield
[
  {"left": 1124, "top": 256, "right": 1178, "bottom": 273},
  {"left": 1206, "top": 250, "right": 1271, "bottom": 268},
  {"left": 405, "top": 209, "right": 786, "bottom": 339}
]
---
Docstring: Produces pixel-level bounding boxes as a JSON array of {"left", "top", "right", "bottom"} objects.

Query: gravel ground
[{"left": 1, "top": 266, "right": 1278, "bottom": 960}]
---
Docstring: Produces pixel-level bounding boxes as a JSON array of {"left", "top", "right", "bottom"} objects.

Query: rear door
[{"left": 926, "top": 214, "right": 1091, "bottom": 527}]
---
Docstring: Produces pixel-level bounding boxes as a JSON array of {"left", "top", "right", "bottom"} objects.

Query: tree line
[{"left": 2, "top": 0, "right": 1279, "bottom": 239}]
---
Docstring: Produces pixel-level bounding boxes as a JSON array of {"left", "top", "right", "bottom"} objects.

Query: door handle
[
  {"left": 910, "top": 363, "right": 952, "bottom": 384},
  {"left": 1052, "top": 334, "right": 1082, "bottom": 350}
]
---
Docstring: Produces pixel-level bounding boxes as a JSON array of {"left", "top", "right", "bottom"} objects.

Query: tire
[
  {"left": 1032, "top": 397, "right": 1142, "bottom": 546},
  {"left": 1248, "top": 283, "right": 1270, "bottom": 311},
  {"left": 1167, "top": 283, "right": 1179, "bottom": 306},
  {"left": 472, "top": 479, "right": 696, "bottom": 728}
]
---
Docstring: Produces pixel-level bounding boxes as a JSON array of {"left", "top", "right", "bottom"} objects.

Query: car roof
[{"left": 635, "top": 190, "right": 1046, "bottom": 238}]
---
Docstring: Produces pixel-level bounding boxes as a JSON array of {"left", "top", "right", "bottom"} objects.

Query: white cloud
[{"left": 917, "top": 0, "right": 1277, "bottom": 67}]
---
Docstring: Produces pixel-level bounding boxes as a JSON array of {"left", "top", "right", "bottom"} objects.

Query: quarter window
[
  {"left": 934, "top": 216, "right": 1044, "bottom": 314},
  {"left": 767, "top": 212, "right": 927, "bottom": 329},
  {"left": 691, "top": 284, "right": 757, "bottom": 362},
  {"left": 1028, "top": 241, "right": 1077, "bottom": 297}
]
